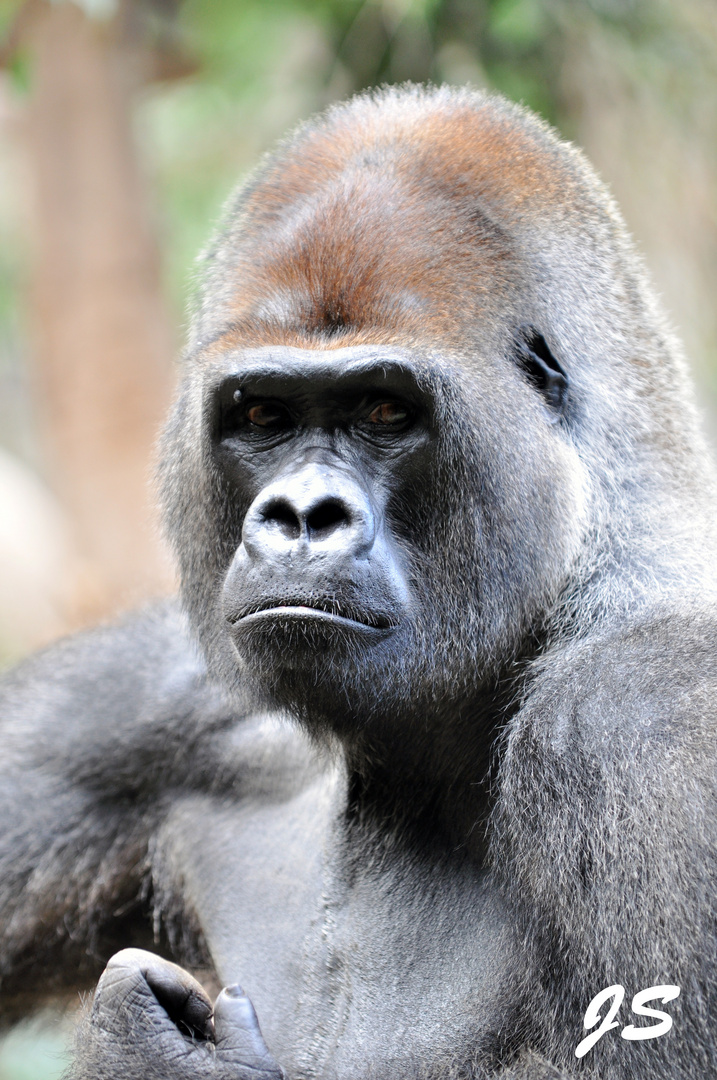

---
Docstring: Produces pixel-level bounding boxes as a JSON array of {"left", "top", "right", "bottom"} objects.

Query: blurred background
[{"left": 0, "top": 0, "right": 715, "bottom": 1074}]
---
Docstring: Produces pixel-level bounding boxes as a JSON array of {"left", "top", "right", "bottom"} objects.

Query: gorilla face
[
  {"left": 169, "top": 335, "right": 587, "bottom": 746},
  {"left": 213, "top": 347, "right": 423, "bottom": 701}
]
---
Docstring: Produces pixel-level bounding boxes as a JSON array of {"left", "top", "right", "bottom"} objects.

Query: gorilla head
[{"left": 159, "top": 85, "right": 711, "bottom": 762}]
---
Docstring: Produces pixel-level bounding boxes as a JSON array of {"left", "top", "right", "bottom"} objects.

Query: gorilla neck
[{"left": 304, "top": 678, "right": 517, "bottom": 857}]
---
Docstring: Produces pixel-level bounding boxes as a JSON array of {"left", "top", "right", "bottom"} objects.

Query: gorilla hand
[{"left": 72, "top": 949, "right": 285, "bottom": 1080}]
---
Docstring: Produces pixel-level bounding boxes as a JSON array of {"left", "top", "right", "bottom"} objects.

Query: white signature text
[{"left": 575, "top": 984, "right": 680, "bottom": 1058}]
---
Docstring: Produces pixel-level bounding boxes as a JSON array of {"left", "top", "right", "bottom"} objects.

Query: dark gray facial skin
[
  {"left": 0, "top": 84, "right": 716, "bottom": 1080},
  {"left": 216, "top": 350, "right": 426, "bottom": 650}
]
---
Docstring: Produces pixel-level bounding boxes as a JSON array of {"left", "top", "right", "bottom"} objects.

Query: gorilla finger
[
  {"left": 144, "top": 959, "right": 214, "bottom": 1040},
  {"left": 213, "top": 985, "right": 285, "bottom": 1077},
  {"left": 92, "top": 948, "right": 213, "bottom": 1042}
]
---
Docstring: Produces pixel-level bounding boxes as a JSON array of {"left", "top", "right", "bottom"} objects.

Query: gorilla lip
[{"left": 230, "top": 603, "right": 397, "bottom": 636}]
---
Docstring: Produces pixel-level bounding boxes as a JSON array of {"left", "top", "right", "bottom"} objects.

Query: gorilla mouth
[{"left": 229, "top": 599, "right": 397, "bottom": 634}]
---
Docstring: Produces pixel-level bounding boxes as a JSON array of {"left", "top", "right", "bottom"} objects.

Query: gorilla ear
[{"left": 514, "top": 328, "right": 569, "bottom": 419}]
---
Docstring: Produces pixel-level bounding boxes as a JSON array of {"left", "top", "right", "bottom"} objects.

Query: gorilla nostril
[
  {"left": 306, "top": 500, "right": 349, "bottom": 538},
  {"left": 261, "top": 499, "right": 302, "bottom": 540}
]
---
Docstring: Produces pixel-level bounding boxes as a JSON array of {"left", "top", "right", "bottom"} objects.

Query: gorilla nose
[
  {"left": 242, "top": 465, "right": 376, "bottom": 560},
  {"left": 260, "top": 497, "right": 348, "bottom": 541}
]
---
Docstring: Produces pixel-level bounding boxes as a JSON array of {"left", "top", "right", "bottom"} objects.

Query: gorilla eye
[
  {"left": 515, "top": 328, "right": 569, "bottom": 418},
  {"left": 246, "top": 402, "right": 292, "bottom": 429},
  {"left": 366, "top": 402, "right": 410, "bottom": 426}
]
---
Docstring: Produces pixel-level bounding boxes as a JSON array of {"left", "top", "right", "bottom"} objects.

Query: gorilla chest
[{"left": 163, "top": 784, "right": 518, "bottom": 1079}]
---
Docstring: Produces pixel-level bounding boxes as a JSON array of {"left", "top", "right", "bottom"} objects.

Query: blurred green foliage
[{"left": 0, "top": 1016, "right": 71, "bottom": 1080}]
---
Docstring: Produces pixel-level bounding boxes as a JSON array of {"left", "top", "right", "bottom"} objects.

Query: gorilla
[{"left": 0, "top": 85, "right": 715, "bottom": 1080}]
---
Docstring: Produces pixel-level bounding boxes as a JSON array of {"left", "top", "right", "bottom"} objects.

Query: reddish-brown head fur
[{"left": 196, "top": 86, "right": 605, "bottom": 363}]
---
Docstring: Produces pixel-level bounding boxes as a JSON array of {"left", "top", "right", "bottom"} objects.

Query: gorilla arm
[
  {"left": 0, "top": 601, "right": 237, "bottom": 1022},
  {"left": 492, "top": 606, "right": 717, "bottom": 1076}
]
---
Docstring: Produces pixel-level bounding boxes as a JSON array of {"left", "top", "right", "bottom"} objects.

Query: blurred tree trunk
[{"left": 20, "top": 0, "right": 176, "bottom": 626}]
